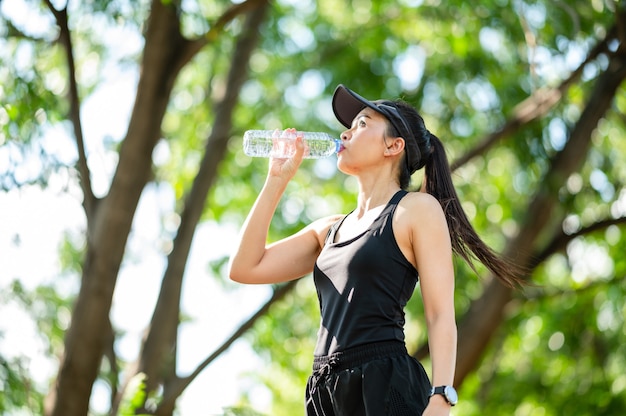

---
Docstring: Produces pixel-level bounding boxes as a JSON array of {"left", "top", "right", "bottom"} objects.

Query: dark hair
[{"left": 387, "top": 100, "right": 525, "bottom": 288}]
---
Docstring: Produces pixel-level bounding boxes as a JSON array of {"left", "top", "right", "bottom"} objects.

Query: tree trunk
[
  {"left": 46, "top": 1, "right": 188, "bottom": 414},
  {"left": 128, "top": 3, "right": 269, "bottom": 415}
]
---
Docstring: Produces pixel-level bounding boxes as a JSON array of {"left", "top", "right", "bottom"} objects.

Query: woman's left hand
[{"left": 422, "top": 396, "right": 452, "bottom": 416}]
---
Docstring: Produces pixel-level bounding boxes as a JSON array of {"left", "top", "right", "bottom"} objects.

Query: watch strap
[{"left": 430, "top": 385, "right": 458, "bottom": 406}]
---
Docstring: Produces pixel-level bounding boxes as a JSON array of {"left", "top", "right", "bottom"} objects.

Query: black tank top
[{"left": 313, "top": 190, "right": 419, "bottom": 356}]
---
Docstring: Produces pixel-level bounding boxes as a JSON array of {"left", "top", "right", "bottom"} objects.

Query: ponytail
[
  {"left": 388, "top": 99, "right": 524, "bottom": 287},
  {"left": 423, "top": 133, "right": 525, "bottom": 288}
]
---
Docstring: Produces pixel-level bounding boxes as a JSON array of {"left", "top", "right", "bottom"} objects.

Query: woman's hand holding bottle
[{"left": 267, "top": 128, "right": 305, "bottom": 181}]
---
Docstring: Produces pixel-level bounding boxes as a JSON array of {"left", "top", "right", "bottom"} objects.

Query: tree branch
[
  {"left": 179, "top": 0, "right": 270, "bottom": 69},
  {"left": 43, "top": 0, "right": 97, "bottom": 223},
  {"left": 615, "top": 1, "right": 626, "bottom": 49},
  {"left": 516, "top": 2, "right": 539, "bottom": 89},
  {"left": 158, "top": 281, "right": 298, "bottom": 413},
  {"left": 450, "top": 22, "right": 616, "bottom": 171},
  {"left": 530, "top": 215, "right": 626, "bottom": 269},
  {"left": 523, "top": 274, "right": 626, "bottom": 301}
]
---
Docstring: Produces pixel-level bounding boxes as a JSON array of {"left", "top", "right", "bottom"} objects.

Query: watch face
[{"left": 444, "top": 386, "right": 458, "bottom": 405}]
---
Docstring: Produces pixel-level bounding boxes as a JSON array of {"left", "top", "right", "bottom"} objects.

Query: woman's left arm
[{"left": 405, "top": 193, "right": 457, "bottom": 415}]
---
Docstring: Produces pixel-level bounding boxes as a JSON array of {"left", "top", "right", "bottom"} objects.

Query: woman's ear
[{"left": 385, "top": 137, "right": 406, "bottom": 156}]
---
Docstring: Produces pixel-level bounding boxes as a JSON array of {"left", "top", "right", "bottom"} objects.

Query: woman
[{"left": 229, "top": 84, "right": 523, "bottom": 415}]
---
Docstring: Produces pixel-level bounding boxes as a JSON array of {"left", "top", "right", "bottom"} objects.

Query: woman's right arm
[{"left": 228, "top": 134, "right": 338, "bottom": 284}]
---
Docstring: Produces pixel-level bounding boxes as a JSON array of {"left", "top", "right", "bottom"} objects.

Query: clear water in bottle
[{"left": 243, "top": 130, "right": 341, "bottom": 159}]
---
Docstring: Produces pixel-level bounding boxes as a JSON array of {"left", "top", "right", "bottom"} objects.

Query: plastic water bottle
[{"left": 243, "top": 130, "right": 341, "bottom": 159}]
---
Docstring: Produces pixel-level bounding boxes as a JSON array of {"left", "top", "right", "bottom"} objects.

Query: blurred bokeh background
[{"left": 1, "top": 0, "right": 625, "bottom": 415}]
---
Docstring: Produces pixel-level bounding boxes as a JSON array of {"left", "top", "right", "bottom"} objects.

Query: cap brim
[{"left": 332, "top": 84, "right": 381, "bottom": 128}]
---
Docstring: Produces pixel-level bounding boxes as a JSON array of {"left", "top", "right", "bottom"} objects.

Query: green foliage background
[{"left": 1, "top": 0, "right": 625, "bottom": 415}]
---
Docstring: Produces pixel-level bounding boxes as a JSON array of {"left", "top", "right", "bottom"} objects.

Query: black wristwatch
[{"left": 430, "top": 385, "right": 458, "bottom": 406}]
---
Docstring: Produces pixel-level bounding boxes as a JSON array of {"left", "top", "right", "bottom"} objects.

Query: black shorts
[{"left": 305, "top": 341, "right": 431, "bottom": 416}]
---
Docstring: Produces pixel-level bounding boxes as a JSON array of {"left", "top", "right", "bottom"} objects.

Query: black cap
[{"left": 332, "top": 84, "right": 423, "bottom": 173}]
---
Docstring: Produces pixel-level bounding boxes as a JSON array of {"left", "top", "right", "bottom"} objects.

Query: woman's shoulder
[
  {"left": 310, "top": 214, "right": 344, "bottom": 229},
  {"left": 304, "top": 214, "right": 344, "bottom": 243},
  {"left": 397, "top": 191, "right": 446, "bottom": 227},
  {"left": 400, "top": 190, "right": 443, "bottom": 211}
]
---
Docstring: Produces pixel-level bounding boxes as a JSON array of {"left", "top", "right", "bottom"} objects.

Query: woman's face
[{"left": 337, "top": 108, "right": 396, "bottom": 175}]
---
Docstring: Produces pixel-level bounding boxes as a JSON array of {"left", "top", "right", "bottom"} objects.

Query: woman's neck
[{"left": 354, "top": 184, "right": 401, "bottom": 219}]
